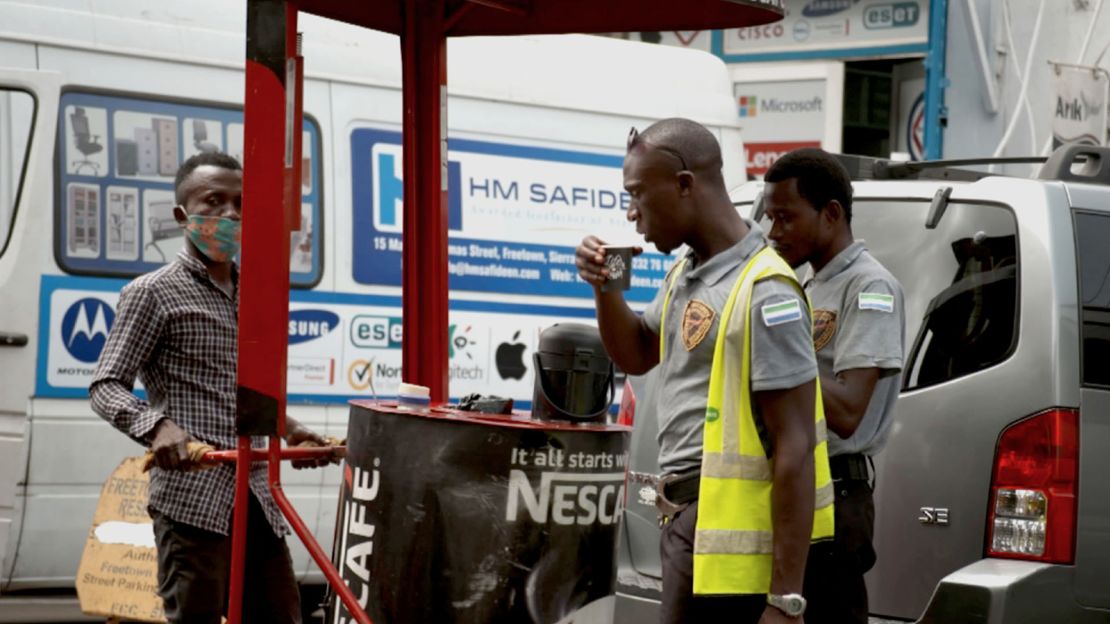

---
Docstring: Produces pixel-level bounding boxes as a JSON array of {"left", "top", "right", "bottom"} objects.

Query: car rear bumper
[{"left": 917, "top": 559, "right": 1108, "bottom": 624}]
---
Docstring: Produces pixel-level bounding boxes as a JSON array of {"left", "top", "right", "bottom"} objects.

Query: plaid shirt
[{"left": 90, "top": 250, "right": 285, "bottom": 537}]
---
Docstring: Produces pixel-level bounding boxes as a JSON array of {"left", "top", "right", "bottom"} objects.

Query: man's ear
[
  {"left": 676, "top": 171, "right": 695, "bottom": 197},
  {"left": 173, "top": 205, "right": 188, "bottom": 226},
  {"left": 823, "top": 200, "right": 845, "bottom": 225}
]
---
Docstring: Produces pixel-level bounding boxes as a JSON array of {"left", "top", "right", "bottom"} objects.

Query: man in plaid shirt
[{"left": 90, "top": 151, "right": 330, "bottom": 624}]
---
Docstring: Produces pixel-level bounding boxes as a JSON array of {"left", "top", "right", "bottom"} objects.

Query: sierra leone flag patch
[
  {"left": 859, "top": 292, "right": 895, "bottom": 313},
  {"left": 762, "top": 298, "right": 803, "bottom": 327}
]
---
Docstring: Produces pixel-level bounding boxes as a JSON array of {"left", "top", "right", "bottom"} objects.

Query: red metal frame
[
  {"left": 230, "top": 2, "right": 373, "bottom": 623},
  {"left": 401, "top": 0, "right": 450, "bottom": 403},
  {"left": 226, "top": 1, "right": 785, "bottom": 622}
]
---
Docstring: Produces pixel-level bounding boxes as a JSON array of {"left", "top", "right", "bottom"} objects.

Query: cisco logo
[
  {"left": 61, "top": 298, "right": 115, "bottom": 363},
  {"left": 801, "top": 0, "right": 858, "bottom": 18},
  {"left": 288, "top": 309, "right": 340, "bottom": 345}
]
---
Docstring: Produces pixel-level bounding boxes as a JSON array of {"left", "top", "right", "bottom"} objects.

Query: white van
[{"left": 0, "top": 2, "right": 745, "bottom": 618}]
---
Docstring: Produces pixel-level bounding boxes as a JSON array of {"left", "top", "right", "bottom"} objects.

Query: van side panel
[
  {"left": 0, "top": 69, "right": 60, "bottom": 587},
  {"left": 0, "top": 42, "right": 36, "bottom": 69}
]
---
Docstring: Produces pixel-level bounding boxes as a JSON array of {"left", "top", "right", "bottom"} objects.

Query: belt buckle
[{"left": 654, "top": 473, "right": 689, "bottom": 527}]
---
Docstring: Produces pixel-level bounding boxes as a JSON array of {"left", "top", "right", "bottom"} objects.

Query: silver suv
[{"left": 613, "top": 145, "right": 1110, "bottom": 623}]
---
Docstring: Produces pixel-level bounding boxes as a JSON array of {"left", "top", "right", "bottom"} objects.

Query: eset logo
[
  {"left": 61, "top": 298, "right": 115, "bottom": 363},
  {"left": 738, "top": 96, "right": 758, "bottom": 118}
]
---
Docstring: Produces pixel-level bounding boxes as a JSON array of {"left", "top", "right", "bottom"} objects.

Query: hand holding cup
[{"left": 575, "top": 236, "right": 643, "bottom": 292}]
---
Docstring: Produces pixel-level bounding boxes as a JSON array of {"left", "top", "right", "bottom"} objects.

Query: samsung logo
[
  {"left": 802, "top": 0, "right": 857, "bottom": 18},
  {"left": 288, "top": 310, "right": 339, "bottom": 345}
]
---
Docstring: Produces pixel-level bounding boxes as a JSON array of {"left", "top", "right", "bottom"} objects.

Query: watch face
[
  {"left": 769, "top": 593, "right": 806, "bottom": 616},
  {"left": 784, "top": 596, "right": 805, "bottom": 614}
]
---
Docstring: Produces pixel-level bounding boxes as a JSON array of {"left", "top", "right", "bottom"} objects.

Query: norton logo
[
  {"left": 288, "top": 309, "right": 339, "bottom": 345},
  {"left": 802, "top": 0, "right": 859, "bottom": 18},
  {"left": 61, "top": 298, "right": 115, "bottom": 363}
]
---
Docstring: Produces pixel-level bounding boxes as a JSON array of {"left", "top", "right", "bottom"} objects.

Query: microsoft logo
[{"left": 738, "top": 96, "right": 758, "bottom": 118}]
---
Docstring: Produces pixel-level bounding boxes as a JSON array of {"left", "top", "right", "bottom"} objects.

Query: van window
[
  {"left": 1074, "top": 211, "right": 1110, "bottom": 387},
  {"left": 849, "top": 200, "right": 1019, "bottom": 390},
  {"left": 54, "top": 90, "right": 323, "bottom": 287},
  {"left": 0, "top": 88, "right": 34, "bottom": 257}
]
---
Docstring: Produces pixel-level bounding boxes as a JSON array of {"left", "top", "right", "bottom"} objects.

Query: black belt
[
  {"left": 660, "top": 470, "right": 700, "bottom": 506},
  {"left": 830, "top": 454, "right": 869, "bottom": 481}
]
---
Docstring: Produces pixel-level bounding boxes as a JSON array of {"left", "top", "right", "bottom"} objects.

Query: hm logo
[{"left": 372, "top": 144, "right": 463, "bottom": 233}]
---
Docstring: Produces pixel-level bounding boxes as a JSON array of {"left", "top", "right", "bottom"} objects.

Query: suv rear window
[
  {"left": 756, "top": 199, "right": 1019, "bottom": 390},
  {"left": 847, "top": 200, "right": 1019, "bottom": 391},
  {"left": 1074, "top": 211, "right": 1110, "bottom": 387}
]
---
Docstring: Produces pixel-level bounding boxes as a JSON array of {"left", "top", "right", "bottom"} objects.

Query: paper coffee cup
[{"left": 599, "top": 245, "right": 634, "bottom": 292}]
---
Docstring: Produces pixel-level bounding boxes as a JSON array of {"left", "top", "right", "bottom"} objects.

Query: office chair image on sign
[
  {"left": 145, "top": 200, "right": 183, "bottom": 262},
  {"left": 193, "top": 120, "right": 219, "bottom": 154},
  {"left": 70, "top": 107, "right": 103, "bottom": 175}
]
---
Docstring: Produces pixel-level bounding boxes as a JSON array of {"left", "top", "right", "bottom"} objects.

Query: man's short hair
[
  {"left": 764, "top": 148, "right": 854, "bottom": 223},
  {"left": 632, "top": 118, "right": 724, "bottom": 177},
  {"left": 174, "top": 152, "right": 242, "bottom": 204}
]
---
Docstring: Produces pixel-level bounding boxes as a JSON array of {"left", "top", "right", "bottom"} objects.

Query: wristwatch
[{"left": 767, "top": 593, "right": 807, "bottom": 617}]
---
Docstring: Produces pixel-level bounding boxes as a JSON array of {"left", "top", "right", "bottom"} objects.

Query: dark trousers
[
  {"left": 659, "top": 500, "right": 767, "bottom": 624},
  {"left": 150, "top": 494, "right": 302, "bottom": 624},
  {"left": 804, "top": 479, "right": 876, "bottom": 624}
]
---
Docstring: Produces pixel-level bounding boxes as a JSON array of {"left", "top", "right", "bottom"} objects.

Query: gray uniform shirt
[
  {"left": 642, "top": 221, "right": 818, "bottom": 475},
  {"left": 804, "top": 241, "right": 905, "bottom": 457}
]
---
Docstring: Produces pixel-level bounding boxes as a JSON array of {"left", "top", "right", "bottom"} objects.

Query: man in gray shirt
[
  {"left": 763, "top": 148, "right": 906, "bottom": 624},
  {"left": 576, "top": 119, "right": 826, "bottom": 624}
]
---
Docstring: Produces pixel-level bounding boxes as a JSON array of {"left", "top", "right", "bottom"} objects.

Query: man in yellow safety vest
[{"left": 575, "top": 118, "right": 833, "bottom": 623}]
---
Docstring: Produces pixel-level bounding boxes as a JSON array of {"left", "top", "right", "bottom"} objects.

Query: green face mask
[{"left": 184, "top": 214, "right": 241, "bottom": 263}]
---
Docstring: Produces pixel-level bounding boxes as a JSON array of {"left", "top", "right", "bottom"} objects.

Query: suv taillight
[{"left": 987, "top": 408, "right": 1078, "bottom": 563}]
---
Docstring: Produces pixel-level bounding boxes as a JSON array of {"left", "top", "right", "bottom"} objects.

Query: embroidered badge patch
[
  {"left": 812, "top": 309, "right": 837, "bottom": 351},
  {"left": 762, "top": 298, "right": 803, "bottom": 327},
  {"left": 682, "top": 300, "right": 715, "bottom": 351},
  {"left": 859, "top": 292, "right": 895, "bottom": 313}
]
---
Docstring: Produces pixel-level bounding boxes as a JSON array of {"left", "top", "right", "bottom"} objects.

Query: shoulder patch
[
  {"left": 761, "top": 298, "right": 803, "bottom": 327},
  {"left": 858, "top": 292, "right": 895, "bottom": 313},
  {"left": 812, "top": 309, "right": 837, "bottom": 351},
  {"left": 682, "top": 300, "right": 716, "bottom": 351}
]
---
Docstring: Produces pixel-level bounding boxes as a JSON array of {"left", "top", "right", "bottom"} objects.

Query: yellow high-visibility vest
[{"left": 660, "top": 245, "right": 835, "bottom": 595}]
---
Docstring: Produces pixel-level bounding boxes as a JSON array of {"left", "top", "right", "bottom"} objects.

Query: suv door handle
[{"left": 0, "top": 332, "right": 28, "bottom": 347}]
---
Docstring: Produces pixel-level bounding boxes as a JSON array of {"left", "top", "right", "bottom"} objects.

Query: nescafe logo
[{"left": 802, "top": 0, "right": 858, "bottom": 18}]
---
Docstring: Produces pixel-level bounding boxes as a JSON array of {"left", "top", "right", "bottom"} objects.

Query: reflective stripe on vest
[{"left": 659, "top": 245, "right": 835, "bottom": 596}]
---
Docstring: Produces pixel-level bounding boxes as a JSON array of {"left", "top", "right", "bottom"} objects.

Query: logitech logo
[
  {"left": 61, "top": 298, "right": 115, "bottom": 363},
  {"left": 802, "top": 0, "right": 858, "bottom": 18},
  {"left": 371, "top": 143, "right": 463, "bottom": 234},
  {"left": 288, "top": 309, "right": 340, "bottom": 345},
  {"left": 449, "top": 324, "right": 477, "bottom": 360}
]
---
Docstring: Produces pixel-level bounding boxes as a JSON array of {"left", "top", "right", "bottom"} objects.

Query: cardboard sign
[{"left": 76, "top": 456, "right": 166, "bottom": 623}]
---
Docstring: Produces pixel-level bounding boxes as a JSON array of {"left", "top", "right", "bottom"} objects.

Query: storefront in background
[{"left": 627, "top": 0, "right": 944, "bottom": 173}]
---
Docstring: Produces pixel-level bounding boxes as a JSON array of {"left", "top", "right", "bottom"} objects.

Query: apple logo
[{"left": 496, "top": 330, "right": 527, "bottom": 380}]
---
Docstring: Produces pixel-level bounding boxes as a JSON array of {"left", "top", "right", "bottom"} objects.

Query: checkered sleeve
[{"left": 89, "top": 281, "right": 167, "bottom": 445}]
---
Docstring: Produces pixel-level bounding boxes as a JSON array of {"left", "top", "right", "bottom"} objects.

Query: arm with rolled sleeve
[
  {"left": 89, "top": 282, "right": 166, "bottom": 446},
  {"left": 822, "top": 276, "right": 905, "bottom": 438}
]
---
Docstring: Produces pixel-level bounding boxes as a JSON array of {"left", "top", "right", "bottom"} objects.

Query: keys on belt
[{"left": 627, "top": 470, "right": 700, "bottom": 527}]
